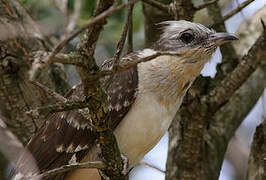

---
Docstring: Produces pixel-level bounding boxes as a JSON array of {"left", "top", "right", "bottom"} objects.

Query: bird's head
[{"left": 152, "top": 20, "right": 238, "bottom": 62}]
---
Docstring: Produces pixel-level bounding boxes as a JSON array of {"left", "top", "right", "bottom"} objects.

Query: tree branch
[
  {"left": 127, "top": 3, "right": 134, "bottom": 53},
  {"left": 247, "top": 116, "right": 266, "bottom": 179},
  {"left": 224, "top": 0, "right": 254, "bottom": 20},
  {"left": 139, "top": 160, "right": 165, "bottom": 174},
  {"left": 113, "top": 1, "right": 135, "bottom": 67},
  {"left": 28, "top": 0, "right": 140, "bottom": 81},
  {"left": 204, "top": 0, "right": 239, "bottom": 81},
  {"left": 142, "top": 0, "right": 218, "bottom": 14},
  {"left": 27, "top": 99, "right": 89, "bottom": 119},
  {"left": 52, "top": 53, "right": 84, "bottom": 66},
  {"left": 31, "top": 81, "right": 66, "bottom": 102},
  {"left": 141, "top": 0, "right": 169, "bottom": 13},
  {"left": 212, "top": 0, "right": 255, "bottom": 27},
  {"left": 30, "top": 51, "right": 84, "bottom": 75},
  {"left": 204, "top": 30, "right": 266, "bottom": 112},
  {"left": 94, "top": 51, "right": 180, "bottom": 80},
  {"left": 166, "top": 5, "right": 265, "bottom": 179},
  {"left": 63, "top": 0, "right": 82, "bottom": 39},
  {"left": 54, "top": 0, "right": 139, "bottom": 58},
  {"left": 74, "top": 1, "right": 139, "bottom": 179},
  {"left": 194, "top": 0, "right": 218, "bottom": 11},
  {"left": 40, "top": 50, "right": 180, "bottom": 82},
  {"left": 31, "top": 161, "right": 105, "bottom": 180},
  {"left": 206, "top": 64, "right": 266, "bottom": 179}
]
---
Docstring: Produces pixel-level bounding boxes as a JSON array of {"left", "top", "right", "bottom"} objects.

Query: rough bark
[
  {"left": 247, "top": 116, "right": 266, "bottom": 180},
  {"left": 0, "top": 0, "right": 69, "bottom": 144},
  {"left": 0, "top": 0, "right": 69, "bottom": 177},
  {"left": 75, "top": 1, "right": 128, "bottom": 179},
  {"left": 166, "top": 76, "right": 209, "bottom": 180}
]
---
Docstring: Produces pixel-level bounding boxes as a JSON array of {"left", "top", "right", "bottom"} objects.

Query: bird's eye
[{"left": 180, "top": 32, "right": 194, "bottom": 44}]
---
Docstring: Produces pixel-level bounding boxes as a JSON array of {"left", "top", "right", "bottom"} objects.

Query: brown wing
[
  {"left": 101, "top": 56, "right": 138, "bottom": 129},
  {"left": 10, "top": 54, "right": 138, "bottom": 180}
]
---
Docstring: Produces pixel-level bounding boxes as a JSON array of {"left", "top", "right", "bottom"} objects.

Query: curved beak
[{"left": 210, "top": 32, "right": 238, "bottom": 45}]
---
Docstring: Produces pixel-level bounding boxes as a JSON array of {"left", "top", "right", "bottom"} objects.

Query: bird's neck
[{"left": 137, "top": 54, "right": 208, "bottom": 108}]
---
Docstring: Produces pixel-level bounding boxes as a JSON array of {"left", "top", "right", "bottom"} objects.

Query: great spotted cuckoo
[{"left": 11, "top": 20, "right": 237, "bottom": 180}]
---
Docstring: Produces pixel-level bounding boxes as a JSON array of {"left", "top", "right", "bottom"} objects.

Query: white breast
[
  {"left": 114, "top": 56, "right": 185, "bottom": 167},
  {"left": 114, "top": 92, "right": 181, "bottom": 167}
]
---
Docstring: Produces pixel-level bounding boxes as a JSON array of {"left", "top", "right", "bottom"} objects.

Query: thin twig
[
  {"left": 96, "top": 51, "right": 180, "bottom": 80},
  {"left": 27, "top": 99, "right": 90, "bottom": 119},
  {"left": 32, "top": 50, "right": 179, "bottom": 84},
  {"left": 48, "top": 0, "right": 140, "bottom": 63},
  {"left": 64, "top": 0, "right": 82, "bottom": 38},
  {"left": 236, "top": 0, "right": 246, "bottom": 20},
  {"left": 107, "top": 1, "right": 135, "bottom": 90},
  {"left": 261, "top": 19, "right": 266, "bottom": 31},
  {"left": 31, "top": 81, "right": 66, "bottom": 102},
  {"left": 141, "top": 0, "right": 169, "bottom": 12},
  {"left": 31, "top": 161, "right": 105, "bottom": 179},
  {"left": 212, "top": 0, "right": 254, "bottom": 27},
  {"left": 141, "top": 0, "right": 218, "bottom": 14},
  {"left": 52, "top": 52, "right": 84, "bottom": 66},
  {"left": 127, "top": 3, "right": 134, "bottom": 53},
  {"left": 195, "top": 0, "right": 218, "bottom": 11},
  {"left": 223, "top": 0, "right": 254, "bottom": 20},
  {"left": 29, "top": 0, "right": 140, "bottom": 80},
  {"left": 139, "top": 160, "right": 165, "bottom": 173},
  {"left": 113, "top": 1, "right": 134, "bottom": 67}
]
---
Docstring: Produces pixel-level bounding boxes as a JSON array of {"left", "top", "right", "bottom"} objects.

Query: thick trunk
[
  {"left": 247, "top": 116, "right": 266, "bottom": 180},
  {"left": 0, "top": 0, "right": 69, "bottom": 177},
  {"left": 0, "top": 0, "right": 69, "bottom": 144}
]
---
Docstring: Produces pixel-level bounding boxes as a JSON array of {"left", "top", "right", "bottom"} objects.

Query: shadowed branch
[
  {"left": 204, "top": 28, "right": 266, "bottom": 112},
  {"left": 31, "top": 161, "right": 105, "bottom": 180},
  {"left": 212, "top": 0, "right": 255, "bottom": 27}
]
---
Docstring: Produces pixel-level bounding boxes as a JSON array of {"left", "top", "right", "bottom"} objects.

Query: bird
[{"left": 11, "top": 20, "right": 237, "bottom": 180}]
